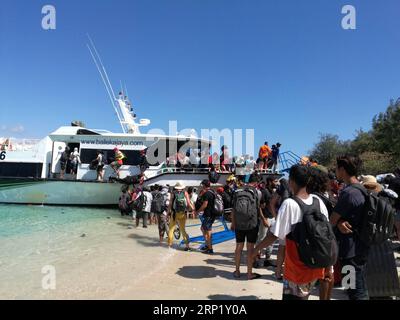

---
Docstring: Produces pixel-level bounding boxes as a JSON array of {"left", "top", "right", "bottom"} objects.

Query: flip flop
[
  {"left": 233, "top": 271, "right": 241, "bottom": 279},
  {"left": 248, "top": 273, "right": 261, "bottom": 280}
]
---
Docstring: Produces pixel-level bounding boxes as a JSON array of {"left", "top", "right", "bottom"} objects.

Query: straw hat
[
  {"left": 360, "top": 175, "right": 382, "bottom": 192},
  {"left": 174, "top": 181, "right": 185, "bottom": 190}
]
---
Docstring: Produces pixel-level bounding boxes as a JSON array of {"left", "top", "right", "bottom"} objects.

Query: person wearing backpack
[
  {"left": 254, "top": 178, "right": 278, "bottom": 269},
  {"left": 167, "top": 182, "right": 193, "bottom": 251},
  {"left": 194, "top": 179, "right": 219, "bottom": 255},
  {"left": 118, "top": 185, "right": 132, "bottom": 216},
  {"left": 329, "top": 155, "right": 369, "bottom": 300},
  {"left": 133, "top": 187, "right": 152, "bottom": 228},
  {"left": 231, "top": 173, "right": 267, "bottom": 281},
  {"left": 254, "top": 165, "right": 334, "bottom": 300},
  {"left": 58, "top": 146, "right": 70, "bottom": 179},
  {"left": 110, "top": 147, "right": 126, "bottom": 179},
  {"left": 148, "top": 185, "right": 159, "bottom": 225},
  {"left": 154, "top": 185, "right": 169, "bottom": 244}
]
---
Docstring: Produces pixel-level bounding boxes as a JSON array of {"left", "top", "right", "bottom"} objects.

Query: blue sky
[{"left": 0, "top": 0, "right": 399, "bottom": 157}]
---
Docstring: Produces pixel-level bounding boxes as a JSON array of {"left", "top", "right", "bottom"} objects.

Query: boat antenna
[
  {"left": 87, "top": 34, "right": 118, "bottom": 101},
  {"left": 124, "top": 83, "right": 129, "bottom": 99},
  {"left": 86, "top": 34, "right": 126, "bottom": 133},
  {"left": 120, "top": 80, "right": 124, "bottom": 97}
]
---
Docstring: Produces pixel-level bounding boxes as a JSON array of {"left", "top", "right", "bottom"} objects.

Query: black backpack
[
  {"left": 151, "top": 192, "right": 165, "bottom": 214},
  {"left": 232, "top": 187, "right": 259, "bottom": 230},
  {"left": 209, "top": 189, "right": 224, "bottom": 217},
  {"left": 351, "top": 184, "right": 396, "bottom": 246},
  {"left": 288, "top": 196, "right": 338, "bottom": 269},
  {"left": 313, "top": 192, "right": 335, "bottom": 218},
  {"left": 132, "top": 192, "right": 146, "bottom": 212}
]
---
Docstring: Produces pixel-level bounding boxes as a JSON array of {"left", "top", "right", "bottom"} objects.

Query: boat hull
[
  {"left": 0, "top": 171, "right": 282, "bottom": 206},
  {"left": 0, "top": 178, "right": 122, "bottom": 206}
]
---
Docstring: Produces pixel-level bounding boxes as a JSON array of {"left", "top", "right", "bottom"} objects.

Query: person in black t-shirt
[
  {"left": 194, "top": 179, "right": 216, "bottom": 254},
  {"left": 255, "top": 178, "right": 277, "bottom": 268},
  {"left": 307, "top": 166, "right": 335, "bottom": 300},
  {"left": 330, "top": 155, "right": 369, "bottom": 300}
]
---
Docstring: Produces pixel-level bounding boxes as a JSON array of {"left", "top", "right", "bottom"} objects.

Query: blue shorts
[{"left": 201, "top": 215, "right": 215, "bottom": 231}]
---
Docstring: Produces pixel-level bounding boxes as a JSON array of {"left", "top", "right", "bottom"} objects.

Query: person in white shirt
[
  {"left": 70, "top": 147, "right": 81, "bottom": 178},
  {"left": 254, "top": 165, "right": 332, "bottom": 300},
  {"left": 187, "top": 187, "right": 198, "bottom": 219}
]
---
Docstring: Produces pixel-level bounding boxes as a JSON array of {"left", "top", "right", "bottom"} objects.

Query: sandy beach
[{"left": 1, "top": 206, "right": 399, "bottom": 300}]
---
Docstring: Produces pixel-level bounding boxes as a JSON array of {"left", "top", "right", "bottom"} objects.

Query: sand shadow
[
  {"left": 127, "top": 233, "right": 161, "bottom": 248},
  {"left": 204, "top": 258, "right": 235, "bottom": 268},
  {"left": 176, "top": 265, "right": 267, "bottom": 282},
  {"left": 208, "top": 294, "right": 260, "bottom": 300},
  {"left": 214, "top": 251, "right": 235, "bottom": 259},
  {"left": 176, "top": 266, "right": 220, "bottom": 279},
  {"left": 117, "top": 222, "right": 135, "bottom": 228}
]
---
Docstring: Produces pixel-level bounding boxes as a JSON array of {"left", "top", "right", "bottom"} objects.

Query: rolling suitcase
[{"left": 366, "top": 240, "right": 400, "bottom": 298}]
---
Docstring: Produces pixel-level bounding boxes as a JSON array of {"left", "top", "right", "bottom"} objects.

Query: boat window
[
  {"left": 80, "top": 149, "right": 143, "bottom": 166},
  {"left": 0, "top": 163, "right": 43, "bottom": 178},
  {"left": 77, "top": 129, "right": 100, "bottom": 136}
]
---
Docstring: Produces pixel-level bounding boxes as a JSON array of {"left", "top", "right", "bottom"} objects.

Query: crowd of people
[
  {"left": 118, "top": 153, "right": 400, "bottom": 301},
  {"left": 163, "top": 142, "right": 282, "bottom": 174},
  {"left": 56, "top": 140, "right": 283, "bottom": 182}
]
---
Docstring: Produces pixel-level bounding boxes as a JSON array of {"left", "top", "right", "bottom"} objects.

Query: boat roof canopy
[
  {"left": 48, "top": 126, "right": 212, "bottom": 147},
  {"left": 50, "top": 126, "right": 112, "bottom": 136}
]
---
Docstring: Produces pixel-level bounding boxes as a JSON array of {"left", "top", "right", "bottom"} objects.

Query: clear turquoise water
[
  {"left": 0, "top": 204, "right": 118, "bottom": 238},
  {"left": 0, "top": 204, "right": 133, "bottom": 299},
  {"left": 0, "top": 204, "right": 201, "bottom": 299}
]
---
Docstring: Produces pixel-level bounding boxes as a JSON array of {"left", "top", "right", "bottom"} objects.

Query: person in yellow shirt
[{"left": 111, "top": 147, "right": 126, "bottom": 178}]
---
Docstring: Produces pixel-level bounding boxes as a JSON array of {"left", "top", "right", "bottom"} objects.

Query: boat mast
[
  {"left": 87, "top": 35, "right": 126, "bottom": 133},
  {"left": 87, "top": 36, "right": 150, "bottom": 135}
]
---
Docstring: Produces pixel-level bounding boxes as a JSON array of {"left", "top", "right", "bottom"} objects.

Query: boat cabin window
[
  {"left": 77, "top": 129, "right": 100, "bottom": 135},
  {"left": 147, "top": 139, "right": 209, "bottom": 165},
  {"left": 0, "top": 162, "right": 43, "bottom": 178},
  {"left": 80, "top": 149, "right": 143, "bottom": 166}
]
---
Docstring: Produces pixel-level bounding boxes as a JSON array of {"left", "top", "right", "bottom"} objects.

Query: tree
[
  {"left": 372, "top": 98, "right": 400, "bottom": 156},
  {"left": 309, "top": 133, "right": 351, "bottom": 166},
  {"left": 308, "top": 98, "right": 400, "bottom": 170},
  {"left": 359, "top": 151, "right": 395, "bottom": 176},
  {"left": 351, "top": 129, "right": 376, "bottom": 155}
]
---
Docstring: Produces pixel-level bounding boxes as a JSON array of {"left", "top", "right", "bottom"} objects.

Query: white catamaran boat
[{"left": 0, "top": 39, "right": 280, "bottom": 206}]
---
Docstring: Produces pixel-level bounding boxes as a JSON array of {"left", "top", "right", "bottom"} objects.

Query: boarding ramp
[
  {"left": 278, "top": 151, "right": 302, "bottom": 173},
  {"left": 180, "top": 211, "right": 235, "bottom": 248}
]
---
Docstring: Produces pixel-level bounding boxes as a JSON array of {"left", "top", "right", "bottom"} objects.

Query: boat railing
[
  {"left": 154, "top": 167, "right": 211, "bottom": 175},
  {"left": 149, "top": 165, "right": 280, "bottom": 177}
]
